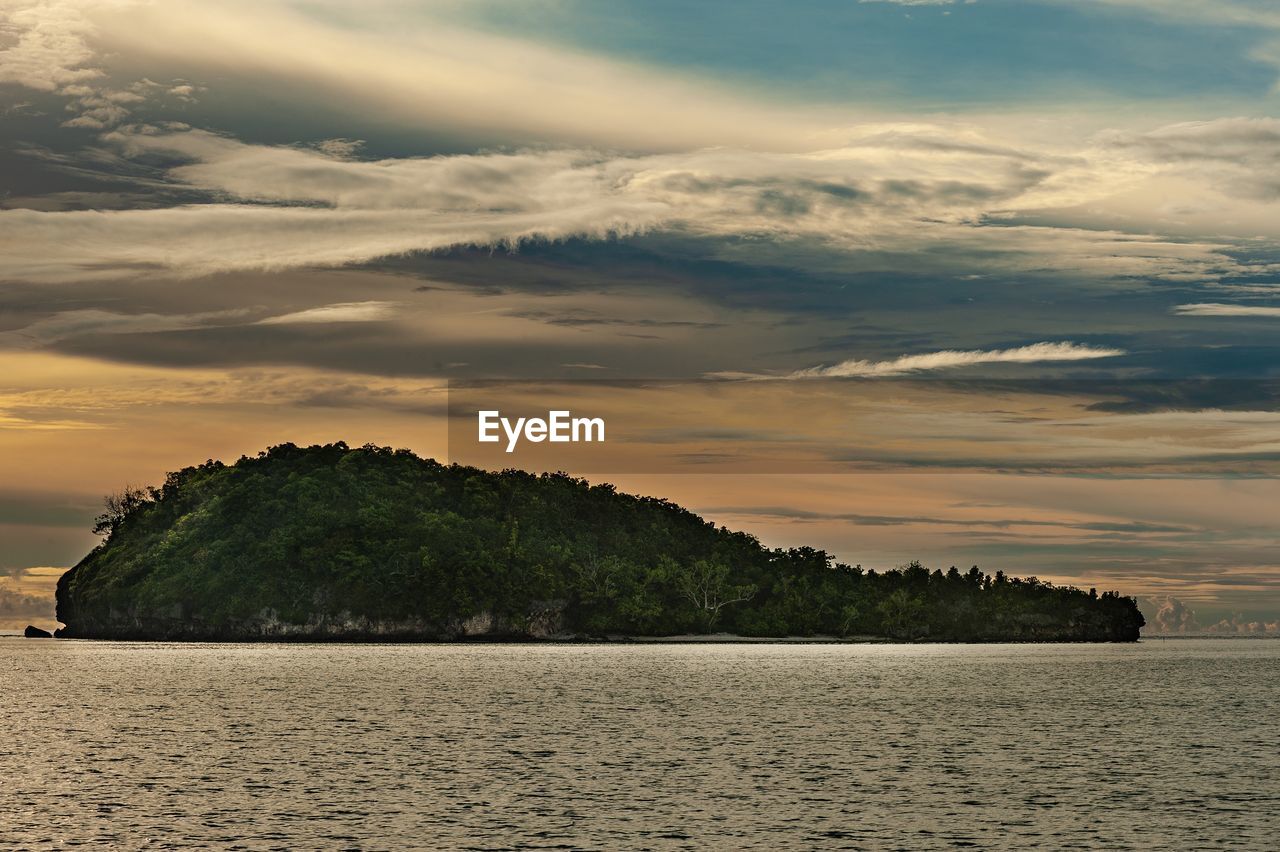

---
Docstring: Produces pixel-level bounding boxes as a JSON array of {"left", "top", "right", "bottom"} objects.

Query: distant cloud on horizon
[{"left": 1146, "top": 594, "right": 1280, "bottom": 635}]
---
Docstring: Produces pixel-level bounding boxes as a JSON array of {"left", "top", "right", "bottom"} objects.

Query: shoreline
[{"left": 4, "top": 630, "right": 1157, "bottom": 644}]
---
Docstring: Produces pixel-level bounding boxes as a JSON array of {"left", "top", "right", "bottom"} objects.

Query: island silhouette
[{"left": 55, "top": 442, "right": 1145, "bottom": 642}]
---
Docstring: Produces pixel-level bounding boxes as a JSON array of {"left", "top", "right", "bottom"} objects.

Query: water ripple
[{"left": 2, "top": 639, "right": 1277, "bottom": 850}]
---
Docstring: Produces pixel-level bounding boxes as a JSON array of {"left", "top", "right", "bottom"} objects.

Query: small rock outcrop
[{"left": 23, "top": 625, "right": 53, "bottom": 638}]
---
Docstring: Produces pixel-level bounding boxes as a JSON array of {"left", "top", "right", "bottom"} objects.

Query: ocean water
[{"left": 2, "top": 639, "right": 1276, "bottom": 850}]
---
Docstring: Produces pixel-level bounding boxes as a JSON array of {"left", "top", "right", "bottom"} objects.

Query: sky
[{"left": 4, "top": 0, "right": 1280, "bottom": 633}]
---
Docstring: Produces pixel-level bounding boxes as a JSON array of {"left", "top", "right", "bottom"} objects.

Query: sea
[{"left": 2, "top": 638, "right": 1276, "bottom": 850}]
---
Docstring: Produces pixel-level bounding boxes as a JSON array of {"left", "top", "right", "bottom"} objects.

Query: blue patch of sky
[{"left": 444, "top": 0, "right": 1276, "bottom": 107}]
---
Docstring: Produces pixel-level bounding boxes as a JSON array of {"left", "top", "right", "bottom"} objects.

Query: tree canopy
[{"left": 57, "top": 442, "right": 1145, "bottom": 641}]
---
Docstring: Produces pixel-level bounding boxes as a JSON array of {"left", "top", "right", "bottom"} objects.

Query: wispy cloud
[
  {"left": 0, "top": 307, "right": 249, "bottom": 347},
  {"left": 714, "top": 342, "right": 1126, "bottom": 380},
  {"left": 256, "top": 301, "right": 399, "bottom": 325},
  {"left": 1173, "top": 303, "right": 1280, "bottom": 317},
  {"left": 0, "top": 301, "right": 398, "bottom": 350},
  {"left": 1106, "top": 118, "right": 1280, "bottom": 201}
]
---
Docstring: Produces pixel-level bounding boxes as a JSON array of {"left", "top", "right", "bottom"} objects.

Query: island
[{"left": 55, "top": 442, "right": 1145, "bottom": 642}]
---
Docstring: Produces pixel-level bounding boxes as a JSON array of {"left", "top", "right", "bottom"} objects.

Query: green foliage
[{"left": 56, "top": 443, "right": 1147, "bottom": 641}]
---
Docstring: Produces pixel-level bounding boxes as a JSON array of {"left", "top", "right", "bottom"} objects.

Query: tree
[
  {"left": 92, "top": 485, "right": 151, "bottom": 537},
  {"left": 877, "top": 588, "right": 924, "bottom": 638},
  {"left": 838, "top": 603, "right": 862, "bottom": 637},
  {"left": 669, "top": 557, "right": 757, "bottom": 631},
  {"left": 573, "top": 551, "right": 622, "bottom": 602}
]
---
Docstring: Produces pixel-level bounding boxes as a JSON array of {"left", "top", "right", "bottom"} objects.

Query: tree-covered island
[{"left": 56, "top": 443, "right": 1145, "bottom": 641}]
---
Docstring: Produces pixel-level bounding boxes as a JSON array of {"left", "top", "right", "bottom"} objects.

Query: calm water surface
[{"left": 2, "top": 639, "right": 1277, "bottom": 850}]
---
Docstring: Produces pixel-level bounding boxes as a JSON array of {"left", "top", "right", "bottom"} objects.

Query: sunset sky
[{"left": 4, "top": 0, "right": 1280, "bottom": 632}]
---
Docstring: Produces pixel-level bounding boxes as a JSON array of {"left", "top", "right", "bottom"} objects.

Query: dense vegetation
[{"left": 57, "top": 443, "right": 1145, "bottom": 641}]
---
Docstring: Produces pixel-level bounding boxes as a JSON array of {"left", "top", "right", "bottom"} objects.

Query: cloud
[
  {"left": 1203, "top": 613, "right": 1280, "bottom": 634},
  {"left": 0, "top": 581, "right": 54, "bottom": 623},
  {"left": 1173, "top": 303, "right": 1280, "bottom": 317},
  {"left": 1145, "top": 591, "right": 1280, "bottom": 635},
  {"left": 0, "top": 302, "right": 395, "bottom": 347},
  {"left": 0, "top": 349, "right": 451, "bottom": 418},
  {"left": 1147, "top": 594, "right": 1201, "bottom": 633},
  {"left": 0, "top": 199, "right": 663, "bottom": 283},
  {"left": 0, "top": 307, "right": 250, "bottom": 347},
  {"left": 511, "top": 309, "right": 722, "bottom": 332},
  {"left": 110, "top": 125, "right": 1055, "bottom": 218},
  {"left": 0, "top": 0, "right": 101, "bottom": 92},
  {"left": 3, "top": 6, "right": 1277, "bottom": 291},
  {"left": 256, "top": 301, "right": 398, "bottom": 325},
  {"left": 1106, "top": 118, "right": 1280, "bottom": 201},
  {"left": 782, "top": 342, "right": 1125, "bottom": 378},
  {"left": 69, "top": 0, "right": 835, "bottom": 152},
  {"left": 314, "top": 138, "right": 365, "bottom": 159},
  {"left": 0, "top": 2, "right": 199, "bottom": 130},
  {"left": 0, "top": 125, "right": 1253, "bottom": 284},
  {"left": 0, "top": 408, "right": 101, "bottom": 431},
  {"left": 0, "top": 564, "right": 65, "bottom": 627},
  {"left": 0, "top": 492, "right": 97, "bottom": 528},
  {"left": 166, "top": 83, "right": 198, "bottom": 101}
]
